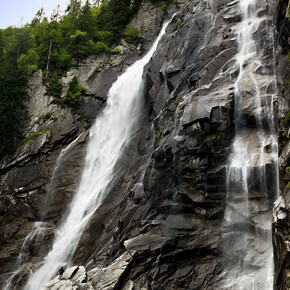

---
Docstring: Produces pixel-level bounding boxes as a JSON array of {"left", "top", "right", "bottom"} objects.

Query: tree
[
  {"left": 0, "top": 30, "right": 5, "bottom": 77},
  {"left": 66, "top": 0, "right": 82, "bottom": 19},
  {"left": 17, "top": 48, "right": 39, "bottom": 74},
  {"left": 63, "top": 76, "right": 86, "bottom": 110},
  {"left": 70, "top": 30, "right": 89, "bottom": 59},
  {"left": 50, "top": 5, "right": 62, "bottom": 22},
  {"left": 46, "top": 72, "right": 63, "bottom": 98},
  {"left": 31, "top": 8, "right": 47, "bottom": 26},
  {"left": 124, "top": 25, "right": 142, "bottom": 43},
  {"left": 53, "top": 76, "right": 86, "bottom": 110},
  {"left": 93, "top": 0, "right": 102, "bottom": 6},
  {"left": 79, "top": 0, "right": 94, "bottom": 36},
  {"left": 0, "top": 0, "right": 146, "bottom": 160},
  {"left": 96, "top": 0, "right": 141, "bottom": 41},
  {"left": 0, "top": 64, "right": 29, "bottom": 159}
]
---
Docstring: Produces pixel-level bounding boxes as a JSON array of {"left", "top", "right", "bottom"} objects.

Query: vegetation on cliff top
[{"left": 0, "top": 0, "right": 174, "bottom": 161}]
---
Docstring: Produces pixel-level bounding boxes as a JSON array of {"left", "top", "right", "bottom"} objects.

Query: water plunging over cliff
[
  {"left": 24, "top": 19, "right": 171, "bottom": 290},
  {"left": 221, "top": 0, "right": 278, "bottom": 288}
]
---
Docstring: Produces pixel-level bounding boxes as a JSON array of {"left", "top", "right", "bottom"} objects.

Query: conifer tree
[{"left": 46, "top": 72, "right": 63, "bottom": 98}]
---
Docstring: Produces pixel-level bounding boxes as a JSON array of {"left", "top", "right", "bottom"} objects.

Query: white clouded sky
[{"left": 0, "top": 0, "right": 70, "bottom": 28}]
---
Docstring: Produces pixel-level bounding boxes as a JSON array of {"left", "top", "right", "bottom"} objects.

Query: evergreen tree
[
  {"left": 0, "top": 30, "right": 5, "bottom": 77},
  {"left": 46, "top": 72, "right": 63, "bottom": 98},
  {"left": 0, "top": 0, "right": 145, "bottom": 160},
  {"left": 56, "top": 76, "right": 86, "bottom": 110},
  {"left": 79, "top": 0, "right": 94, "bottom": 37},
  {"left": 0, "top": 63, "right": 29, "bottom": 159}
]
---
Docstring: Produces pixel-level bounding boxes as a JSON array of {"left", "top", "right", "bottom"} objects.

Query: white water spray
[{"left": 24, "top": 19, "right": 171, "bottom": 290}]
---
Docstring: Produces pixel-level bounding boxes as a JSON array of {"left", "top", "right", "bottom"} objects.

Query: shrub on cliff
[
  {"left": 46, "top": 72, "right": 63, "bottom": 98},
  {"left": 52, "top": 76, "right": 86, "bottom": 111},
  {"left": 125, "top": 25, "right": 142, "bottom": 43}
]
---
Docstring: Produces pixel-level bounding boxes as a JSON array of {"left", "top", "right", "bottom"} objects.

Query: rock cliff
[
  {"left": 273, "top": 0, "right": 290, "bottom": 289},
  {"left": 0, "top": 0, "right": 289, "bottom": 289}
]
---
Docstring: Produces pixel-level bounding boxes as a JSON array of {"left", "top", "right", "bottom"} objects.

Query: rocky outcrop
[{"left": 40, "top": 252, "right": 135, "bottom": 290}]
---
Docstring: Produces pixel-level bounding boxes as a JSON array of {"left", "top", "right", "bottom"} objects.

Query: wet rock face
[
  {"left": 273, "top": 0, "right": 290, "bottom": 288},
  {"left": 0, "top": 0, "right": 285, "bottom": 289},
  {"left": 273, "top": 196, "right": 290, "bottom": 289},
  {"left": 73, "top": 0, "right": 277, "bottom": 289}
]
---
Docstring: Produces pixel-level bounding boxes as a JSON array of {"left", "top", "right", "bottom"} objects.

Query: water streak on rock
[{"left": 222, "top": 0, "right": 278, "bottom": 288}]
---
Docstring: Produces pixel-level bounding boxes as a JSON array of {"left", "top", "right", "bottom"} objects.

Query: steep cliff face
[
  {"left": 273, "top": 0, "right": 290, "bottom": 289},
  {"left": 0, "top": 0, "right": 288, "bottom": 289}
]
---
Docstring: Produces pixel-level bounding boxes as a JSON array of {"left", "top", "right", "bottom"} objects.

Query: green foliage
[
  {"left": 157, "top": 129, "right": 163, "bottom": 139},
  {"left": 1, "top": 0, "right": 143, "bottom": 72},
  {"left": 46, "top": 72, "right": 63, "bottom": 98},
  {"left": 124, "top": 25, "right": 142, "bottom": 43},
  {"left": 87, "top": 40, "right": 109, "bottom": 54},
  {"left": 41, "top": 112, "right": 56, "bottom": 122},
  {"left": 284, "top": 111, "right": 290, "bottom": 126},
  {"left": 95, "top": 41, "right": 109, "bottom": 52},
  {"left": 96, "top": 0, "right": 141, "bottom": 41},
  {"left": 0, "top": 64, "right": 29, "bottom": 159},
  {"left": 185, "top": 172, "right": 199, "bottom": 179},
  {"left": 206, "top": 133, "right": 221, "bottom": 141},
  {"left": 0, "top": 0, "right": 144, "bottom": 159},
  {"left": 161, "top": 4, "right": 169, "bottom": 13},
  {"left": 286, "top": 49, "right": 290, "bottom": 62},
  {"left": 0, "top": 30, "right": 5, "bottom": 75},
  {"left": 18, "top": 48, "right": 39, "bottom": 74},
  {"left": 53, "top": 76, "right": 86, "bottom": 110},
  {"left": 96, "top": 30, "right": 114, "bottom": 44},
  {"left": 111, "top": 47, "right": 122, "bottom": 54},
  {"left": 70, "top": 30, "right": 89, "bottom": 59},
  {"left": 0, "top": 215, "right": 16, "bottom": 225},
  {"left": 22, "top": 129, "right": 50, "bottom": 144}
]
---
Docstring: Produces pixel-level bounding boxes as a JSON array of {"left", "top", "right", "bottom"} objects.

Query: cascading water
[
  {"left": 24, "top": 19, "right": 172, "bottom": 290},
  {"left": 41, "top": 135, "right": 81, "bottom": 220},
  {"left": 3, "top": 223, "right": 47, "bottom": 290},
  {"left": 221, "top": 0, "right": 278, "bottom": 289},
  {"left": 4, "top": 136, "right": 80, "bottom": 290}
]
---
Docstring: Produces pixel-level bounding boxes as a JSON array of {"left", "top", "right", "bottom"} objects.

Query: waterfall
[
  {"left": 3, "top": 222, "right": 47, "bottom": 290},
  {"left": 221, "top": 0, "right": 277, "bottom": 289},
  {"left": 4, "top": 135, "right": 81, "bottom": 290},
  {"left": 3, "top": 136, "right": 81, "bottom": 290},
  {"left": 24, "top": 18, "right": 172, "bottom": 290},
  {"left": 41, "top": 135, "right": 81, "bottom": 220}
]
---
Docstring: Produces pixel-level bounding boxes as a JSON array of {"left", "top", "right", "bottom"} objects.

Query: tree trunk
[{"left": 46, "top": 39, "right": 53, "bottom": 78}]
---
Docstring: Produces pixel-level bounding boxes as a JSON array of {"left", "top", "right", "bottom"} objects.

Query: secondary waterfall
[
  {"left": 3, "top": 222, "right": 48, "bottom": 290},
  {"left": 3, "top": 136, "right": 81, "bottom": 290},
  {"left": 221, "top": 0, "right": 277, "bottom": 289},
  {"left": 41, "top": 135, "right": 81, "bottom": 220},
  {"left": 24, "top": 19, "right": 171, "bottom": 290}
]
